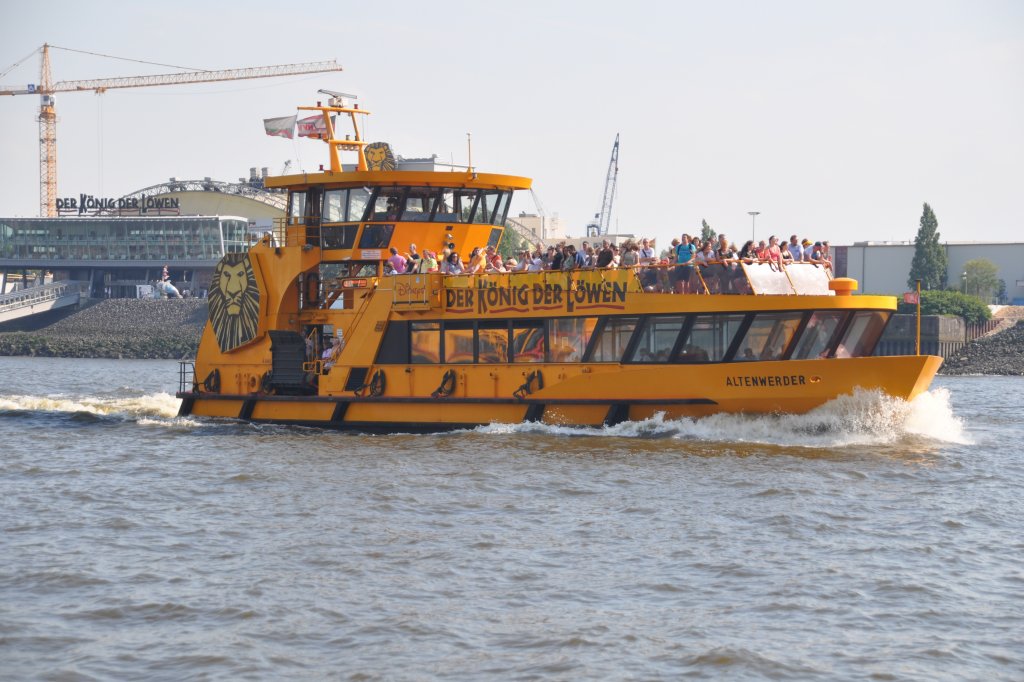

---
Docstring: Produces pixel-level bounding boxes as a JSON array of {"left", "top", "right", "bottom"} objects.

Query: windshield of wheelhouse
[{"left": 344, "top": 187, "right": 514, "bottom": 226}]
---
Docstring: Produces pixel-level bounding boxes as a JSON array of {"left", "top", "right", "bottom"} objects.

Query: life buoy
[
  {"left": 355, "top": 369, "right": 386, "bottom": 398},
  {"left": 202, "top": 369, "right": 221, "bottom": 393},
  {"left": 431, "top": 369, "right": 457, "bottom": 398}
]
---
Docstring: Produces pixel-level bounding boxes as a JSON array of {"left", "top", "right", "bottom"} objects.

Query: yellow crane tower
[{"left": 0, "top": 44, "right": 343, "bottom": 217}]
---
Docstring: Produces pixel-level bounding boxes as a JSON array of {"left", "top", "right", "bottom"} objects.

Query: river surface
[{"left": 1, "top": 357, "right": 1021, "bottom": 680}]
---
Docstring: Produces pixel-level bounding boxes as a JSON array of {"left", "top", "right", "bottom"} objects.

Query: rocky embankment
[
  {"left": 941, "top": 319, "right": 1024, "bottom": 376},
  {"left": 0, "top": 299, "right": 207, "bottom": 359}
]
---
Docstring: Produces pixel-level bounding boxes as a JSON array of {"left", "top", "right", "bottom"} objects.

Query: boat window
[
  {"left": 494, "top": 190, "right": 513, "bottom": 226},
  {"left": 487, "top": 228, "right": 503, "bottom": 250},
  {"left": 402, "top": 187, "right": 439, "bottom": 221},
  {"left": 349, "top": 187, "right": 374, "bottom": 222},
  {"left": 589, "top": 317, "right": 639, "bottom": 362},
  {"left": 411, "top": 322, "right": 440, "bottom": 364},
  {"left": 358, "top": 224, "right": 394, "bottom": 249},
  {"left": 321, "top": 224, "right": 358, "bottom": 249},
  {"left": 680, "top": 314, "right": 745, "bottom": 363},
  {"left": 370, "top": 189, "right": 406, "bottom": 221},
  {"left": 477, "top": 190, "right": 503, "bottom": 225},
  {"left": 836, "top": 311, "right": 890, "bottom": 358},
  {"left": 477, "top": 322, "right": 509, "bottom": 363},
  {"left": 444, "top": 322, "right": 476, "bottom": 364},
  {"left": 288, "top": 191, "right": 306, "bottom": 224},
  {"left": 433, "top": 189, "right": 480, "bottom": 223},
  {"left": 628, "top": 316, "right": 685, "bottom": 363},
  {"left": 512, "top": 321, "right": 546, "bottom": 363},
  {"left": 457, "top": 190, "right": 479, "bottom": 222},
  {"left": 324, "top": 189, "right": 348, "bottom": 222},
  {"left": 791, "top": 311, "right": 846, "bottom": 360},
  {"left": 737, "top": 312, "right": 804, "bottom": 361},
  {"left": 549, "top": 317, "right": 598, "bottom": 363}
]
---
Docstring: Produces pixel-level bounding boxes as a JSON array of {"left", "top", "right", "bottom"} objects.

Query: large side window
[
  {"left": 321, "top": 224, "right": 358, "bottom": 249},
  {"left": 369, "top": 189, "right": 406, "bottom": 221},
  {"left": 680, "top": 314, "right": 745, "bottom": 363},
  {"left": 324, "top": 189, "right": 348, "bottom": 222},
  {"left": 444, "top": 322, "right": 475, "bottom": 364},
  {"left": 628, "top": 316, "right": 685, "bottom": 363},
  {"left": 477, "top": 322, "right": 509, "bottom": 363},
  {"left": 402, "top": 187, "right": 439, "bottom": 221},
  {"left": 357, "top": 224, "right": 394, "bottom": 249},
  {"left": 792, "top": 311, "right": 846, "bottom": 360},
  {"left": 288, "top": 191, "right": 307, "bottom": 223},
  {"left": 737, "top": 312, "right": 804, "bottom": 361},
  {"left": 411, "top": 322, "right": 440, "bottom": 364},
  {"left": 512, "top": 321, "right": 546, "bottom": 363},
  {"left": 588, "top": 317, "right": 638, "bottom": 362},
  {"left": 348, "top": 187, "right": 373, "bottom": 223},
  {"left": 836, "top": 311, "right": 890, "bottom": 357},
  {"left": 549, "top": 317, "right": 598, "bottom": 362}
]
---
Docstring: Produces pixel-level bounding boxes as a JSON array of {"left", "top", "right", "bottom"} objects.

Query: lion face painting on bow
[
  {"left": 365, "top": 142, "right": 396, "bottom": 171},
  {"left": 208, "top": 253, "right": 260, "bottom": 352}
]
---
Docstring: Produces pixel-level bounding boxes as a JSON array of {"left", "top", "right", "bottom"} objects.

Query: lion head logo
[
  {"left": 208, "top": 253, "right": 261, "bottom": 352},
  {"left": 365, "top": 142, "right": 396, "bottom": 171}
]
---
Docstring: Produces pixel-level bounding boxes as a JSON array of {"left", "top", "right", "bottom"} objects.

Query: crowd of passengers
[{"left": 381, "top": 233, "right": 833, "bottom": 294}]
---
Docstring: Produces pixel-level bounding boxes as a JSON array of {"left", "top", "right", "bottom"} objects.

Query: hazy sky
[{"left": 1, "top": 0, "right": 1021, "bottom": 248}]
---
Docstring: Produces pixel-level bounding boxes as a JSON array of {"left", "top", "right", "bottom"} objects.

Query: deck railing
[{"left": 0, "top": 280, "right": 88, "bottom": 315}]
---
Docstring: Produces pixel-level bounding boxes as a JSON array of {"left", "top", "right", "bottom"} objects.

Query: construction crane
[
  {"left": 586, "top": 133, "right": 620, "bottom": 237},
  {"left": 0, "top": 44, "right": 343, "bottom": 217}
]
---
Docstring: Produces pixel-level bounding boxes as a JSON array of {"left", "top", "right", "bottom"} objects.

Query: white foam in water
[
  {"left": 0, "top": 392, "right": 183, "bottom": 420},
  {"left": 475, "top": 388, "right": 968, "bottom": 448}
]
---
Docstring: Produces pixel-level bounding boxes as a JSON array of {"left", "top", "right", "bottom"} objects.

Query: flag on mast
[
  {"left": 263, "top": 115, "right": 297, "bottom": 139},
  {"left": 296, "top": 114, "right": 335, "bottom": 138}
]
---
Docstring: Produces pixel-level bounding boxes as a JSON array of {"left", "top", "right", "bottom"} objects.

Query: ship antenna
[{"left": 467, "top": 132, "right": 473, "bottom": 174}]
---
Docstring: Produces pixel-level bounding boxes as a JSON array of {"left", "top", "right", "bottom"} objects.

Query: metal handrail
[{"left": 0, "top": 280, "right": 88, "bottom": 314}]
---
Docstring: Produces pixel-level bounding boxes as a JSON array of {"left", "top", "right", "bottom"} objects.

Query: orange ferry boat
[{"left": 176, "top": 97, "right": 942, "bottom": 431}]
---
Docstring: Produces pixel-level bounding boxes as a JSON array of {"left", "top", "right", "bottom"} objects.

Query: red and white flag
[
  {"left": 296, "top": 114, "right": 335, "bottom": 138},
  {"left": 263, "top": 115, "right": 296, "bottom": 139},
  {"left": 903, "top": 292, "right": 919, "bottom": 305}
]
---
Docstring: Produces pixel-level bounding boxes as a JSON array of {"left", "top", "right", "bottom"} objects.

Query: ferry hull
[{"left": 177, "top": 354, "right": 942, "bottom": 431}]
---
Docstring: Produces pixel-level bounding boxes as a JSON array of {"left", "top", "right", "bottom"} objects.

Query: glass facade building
[{"left": 0, "top": 216, "right": 250, "bottom": 298}]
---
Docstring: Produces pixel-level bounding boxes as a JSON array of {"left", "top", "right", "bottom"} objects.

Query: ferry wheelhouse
[{"left": 176, "top": 98, "right": 942, "bottom": 430}]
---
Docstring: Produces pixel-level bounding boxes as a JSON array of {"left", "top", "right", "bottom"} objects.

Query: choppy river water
[{"left": 1, "top": 357, "right": 1021, "bottom": 680}]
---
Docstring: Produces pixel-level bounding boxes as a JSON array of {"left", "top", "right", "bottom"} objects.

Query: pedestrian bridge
[{"left": 0, "top": 281, "right": 88, "bottom": 324}]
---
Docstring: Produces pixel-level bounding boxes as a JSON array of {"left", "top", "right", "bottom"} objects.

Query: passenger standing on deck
[
  {"left": 161, "top": 264, "right": 170, "bottom": 282},
  {"left": 788, "top": 235, "right": 803, "bottom": 262},
  {"left": 596, "top": 240, "right": 614, "bottom": 268},
  {"left": 418, "top": 249, "right": 438, "bottom": 273},
  {"left": 765, "top": 236, "right": 783, "bottom": 268},
  {"left": 405, "top": 243, "right": 421, "bottom": 273},
  {"left": 639, "top": 238, "right": 656, "bottom": 264},
  {"left": 441, "top": 251, "right": 464, "bottom": 274},
  {"left": 673, "top": 233, "right": 696, "bottom": 293},
  {"left": 387, "top": 247, "right": 407, "bottom": 275}
]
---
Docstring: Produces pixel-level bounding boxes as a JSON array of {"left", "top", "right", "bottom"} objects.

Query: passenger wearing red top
[{"left": 765, "top": 236, "right": 783, "bottom": 268}]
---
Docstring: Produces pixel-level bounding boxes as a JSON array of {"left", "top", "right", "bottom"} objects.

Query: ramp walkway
[{"left": 0, "top": 281, "right": 88, "bottom": 323}]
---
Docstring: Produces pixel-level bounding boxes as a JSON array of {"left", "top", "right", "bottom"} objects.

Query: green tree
[
  {"left": 896, "top": 290, "right": 991, "bottom": 325},
  {"left": 907, "top": 203, "right": 947, "bottom": 290},
  {"left": 497, "top": 228, "right": 529, "bottom": 261},
  {"left": 962, "top": 258, "right": 1000, "bottom": 302},
  {"left": 700, "top": 220, "right": 716, "bottom": 242}
]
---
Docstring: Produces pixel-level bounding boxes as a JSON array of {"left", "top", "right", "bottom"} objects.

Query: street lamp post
[
  {"left": 748, "top": 211, "right": 760, "bottom": 242},
  {"left": 962, "top": 271, "right": 968, "bottom": 295}
]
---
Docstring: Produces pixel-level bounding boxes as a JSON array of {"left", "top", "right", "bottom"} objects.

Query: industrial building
[{"left": 834, "top": 241, "right": 1024, "bottom": 303}]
